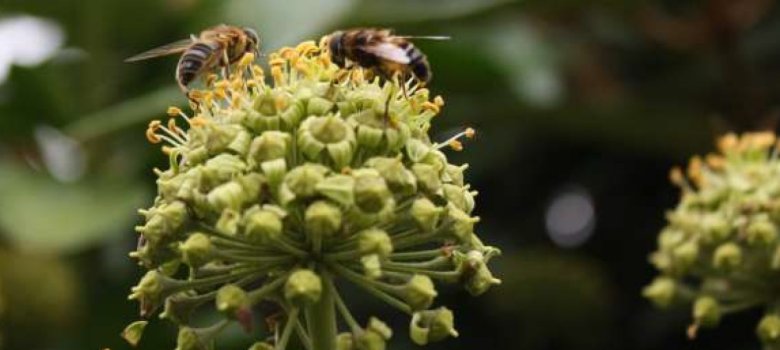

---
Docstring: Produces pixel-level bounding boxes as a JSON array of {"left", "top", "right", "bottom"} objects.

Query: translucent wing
[
  {"left": 363, "top": 43, "right": 411, "bottom": 64},
  {"left": 397, "top": 35, "right": 451, "bottom": 40},
  {"left": 124, "top": 38, "right": 194, "bottom": 62}
]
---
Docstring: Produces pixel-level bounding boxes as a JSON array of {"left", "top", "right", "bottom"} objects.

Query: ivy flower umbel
[
  {"left": 127, "top": 39, "right": 500, "bottom": 350},
  {"left": 644, "top": 132, "right": 780, "bottom": 348}
]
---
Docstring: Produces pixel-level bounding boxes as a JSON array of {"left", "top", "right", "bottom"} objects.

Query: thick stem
[{"left": 306, "top": 273, "right": 337, "bottom": 350}]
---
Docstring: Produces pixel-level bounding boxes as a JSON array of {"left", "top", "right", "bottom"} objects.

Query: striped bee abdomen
[
  {"left": 176, "top": 42, "right": 216, "bottom": 89},
  {"left": 405, "top": 44, "right": 431, "bottom": 84}
]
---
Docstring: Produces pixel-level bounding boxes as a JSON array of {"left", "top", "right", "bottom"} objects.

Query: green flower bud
[
  {"left": 121, "top": 320, "right": 148, "bottom": 347},
  {"left": 317, "top": 174, "right": 355, "bottom": 206},
  {"left": 410, "top": 197, "right": 443, "bottom": 232},
  {"left": 248, "top": 342, "right": 275, "bottom": 350},
  {"left": 358, "top": 229, "right": 393, "bottom": 258},
  {"left": 410, "top": 307, "right": 458, "bottom": 345},
  {"left": 285, "top": 163, "right": 329, "bottom": 198},
  {"left": 402, "top": 274, "right": 437, "bottom": 311},
  {"left": 757, "top": 314, "right": 780, "bottom": 344},
  {"left": 305, "top": 200, "right": 343, "bottom": 237},
  {"left": 201, "top": 154, "right": 247, "bottom": 185},
  {"left": 337, "top": 333, "right": 355, "bottom": 350},
  {"left": 361, "top": 254, "right": 383, "bottom": 280},
  {"left": 137, "top": 200, "right": 188, "bottom": 245},
  {"left": 299, "top": 115, "right": 355, "bottom": 169},
  {"left": 261, "top": 158, "right": 287, "bottom": 189},
  {"left": 701, "top": 214, "right": 731, "bottom": 242},
  {"left": 444, "top": 164, "right": 467, "bottom": 186},
  {"left": 216, "top": 284, "right": 249, "bottom": 316},
  {"left": 308, "top": 96, "right": 335, "bottom": 115},
  {"left": 356, "top": 123, "right": 384, "bottom": 149},
  {"left": 243, "top": 205, "right": 284, "bottom": 243},
  {"left": 160, "top": 292, "right": 203, "bottom": 324},
  {"left": 203, "top": 124, "right": 241, "bottom": 155},
  {"left": 207, "top": 181, "right": 245, "bottom": 212},
  {"left": 746, "top": 219, "right": 777, "bottom": 246},
  {"left": 693, "top": 296, "right": 721, "bottom": 328},
  {"left": 227, "top": 128, "right": 252, "bottom": 156},
  {"left": 185, "top": 145, "right": 209, "bottom": 165},
  {"left": 442, "top": 184, "right": 475, "bottom": 213},
  {"left": 444, "top": 203, "right": 479, "bottom": 242},
  {"left": 176, "top": 327, "right": 202, "bottom": 350},
  {"left": 216, "top": 209, "right": 241, "bottom": 235},
  {"left": 180, "top": 233, "right": 213, "bottom": 268},
  {"left": 366, "top": 157, "right": 417, "bottom": 195},
  {"left": 412, "top": 163, "right": 441, "bottom": 193},
  {"left": 457, "top": 250, "right": 501, "bottom": 296},
  {"left": 355, "top": 317, "right": 393, "bottom": 350},
  {"left": 248, "top": 131, "right": 290, "bottom": 164},
  {"left": 236, "top": 172, "right": 265, "bottom": 202},
  {"left": 353, "top": 169, "right": 392, "bottom": 213},
  {"left": 405, "top": 139, "right": 431, "bottom": 163},
  {"left": 130, "top": 271, "right": 178, "bottom": 317},
  {"left": 642, "top": 277, "right": 676, "bottom": 308},
  {"left": 285, "top": 269, "right": 323, "bottom": 305},
  {"left": 712, "top": 242, "right": 742, "bottom": 270},
  {"left": 671, "top": 240, "right": 699, "bottom": 271}
]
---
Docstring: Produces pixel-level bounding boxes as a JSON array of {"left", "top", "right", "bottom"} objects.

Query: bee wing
[
  {"left": 124, "top": 38, "right": 194, "bottom": 62},
  {"left": 397, "top": 35, "right": 451, "bottom": 40},
  {"left": 363, "top": 43, "right": 411, "bottom": 64}
]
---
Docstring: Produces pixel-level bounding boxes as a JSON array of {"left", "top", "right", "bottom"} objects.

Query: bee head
[
  {"left": 242, "top": 27, "right": 260, "bottom": 52},
  {"left": 328, "top": 31, "right": 346, "bottom": 67}
]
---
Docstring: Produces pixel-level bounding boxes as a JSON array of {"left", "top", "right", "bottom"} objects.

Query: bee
[
  {"left": 327, "top": 28, "right": 449, "bottom": 87},
  {"left": 126, "top": 24, "right": 260, "bottom": 96}
]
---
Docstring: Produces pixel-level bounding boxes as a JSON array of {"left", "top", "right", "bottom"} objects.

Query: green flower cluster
[
  {"left": 126, "top": 40, "right": 500, "bottom": 350},
  {"left": 644, "top": 132, "right": 780, "bottom": 348}
]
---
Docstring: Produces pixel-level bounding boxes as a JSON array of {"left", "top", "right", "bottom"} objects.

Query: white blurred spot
[
  {"left": 0, "top": 15, "right": 64, "bottom": 83},
  {"left": 34, "top": 125, "right": 86, "bottom": 183},
  {"left": 545, "top": 188, "right": 596, "bottom": 248}
]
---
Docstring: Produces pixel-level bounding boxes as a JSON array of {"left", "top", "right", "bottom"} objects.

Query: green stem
[
  {"left": 277, "top": 307, "right": 300, "bottom": 350},
  {"left": 306, "top": 273, "right": 337, "bottom": 350}
]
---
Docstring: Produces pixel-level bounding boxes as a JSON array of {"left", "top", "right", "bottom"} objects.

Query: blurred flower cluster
[
  {"left": 644, "top": 132, "right": 780, "bottom": 348},
  {"left": 127, "top": 39, "right": 499, "bottom": 349}
]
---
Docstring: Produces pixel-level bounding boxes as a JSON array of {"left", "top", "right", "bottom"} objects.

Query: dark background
[{"left": 0, "top": 0, "right": 776, "bottom": 349}]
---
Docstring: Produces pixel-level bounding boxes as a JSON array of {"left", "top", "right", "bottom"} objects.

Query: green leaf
[{"left": 0, "top": 163, "right": 148, "bottom": 253}]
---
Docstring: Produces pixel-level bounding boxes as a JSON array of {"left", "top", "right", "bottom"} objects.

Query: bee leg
[{"left": 221, "top": 50, "right": 231, "bottom": 79}]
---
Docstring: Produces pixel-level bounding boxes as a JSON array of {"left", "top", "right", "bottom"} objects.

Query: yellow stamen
[
  {"left": 295, "top": 41, "right": 319, "bottom": 56},
  {"left": 717, "top": 133, "right": 738, "bottom": 154},
  {"left": 669, "top": 167, "right": 685, "bottom": 187},
  {"left": 206, "top": 73, "right": 219, "bottom": 87},
  {"left": 279, "top": 47, "right": 297, "bottom": 60},
  {"left": 421, "top": 101, "right": 440, "bottom": 114},
  {"left": 189, "top": 116, "right": 209, "bottom": 127},
  {"left": 271, "top": 66, "right": 285, "bottom": 86},
  {"left": 146, "top": 121, "right": 162, "bottom": 144},
  {"left": 464, "top": 127, "right": 476, "bottom": 139},
  {"left": 161, "top": 146, "right": 175, "bottom": 155},
  {"left": 238, "top": 52, "right": 255, "bottom": 68},
  {"left": 433, "top": 95, "right": 445, "bottom": 107},
  {"left": 448, "top": 140, "right": 463, "bottom": 151},
  {"left": 705, "top": 154, "right": 726, "bottom": 170},
  {"left": 167, "top": 106, "right": 183, "bottom": 117},
  {"left": 687, "top": 156, "right": 703, "bottom": 187}
]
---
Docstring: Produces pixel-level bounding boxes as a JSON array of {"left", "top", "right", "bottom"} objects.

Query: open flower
[{"left": 127, "top": 39, "right": 499, "bottom": 350}]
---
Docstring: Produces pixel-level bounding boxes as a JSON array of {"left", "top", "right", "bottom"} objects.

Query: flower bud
[
  {"left": 353, "top": 169, "right": 392, "bottom": 213},
  {"left": 442, "top": 184, "right": 475, "bottom": 213},
  {"left": 671, "top": 240, "right": 699, "bottom": 271},
  {"left": 356, "top": 124, "right": 384, "bottom": 149},
  {"left": 129, "top": 271, "right": 167, "bottom": 316},
  {"left": 412, "top": 163, "right": 441, "bottom": 193},
  {"left": 642, "top": 277, "right": 676, "bottom": 308},
  {"left": 216, "top": 209, "right": 241, "bottom": 235},
  {"left": 285, "top": 163, "right": 329, "bottom": 198},
  {"left": 160, "top": 292, "right": 203, "bottom": 324},
  {"left": 405, "top": 139, "right": 431, "bottom": 163},
  {"left": 316, "top": 174, "right": 355, "bottom": 206},
  {"left": 358, "top": 229, "right": 393, "bottom": 258},
  {"left": 402, "top": 275, "right": 437, "bottom": 311},
  {"left": 366, "top": 157, "right": 417, "bottom": 195},
  {"left": 305, "top": 200, "right": 343, "bottom": 237},
  {"left": 207, "top": 181, "right": 245, "bottom": 212},
  {"left": 712, "top": 242, "right": 742, "bottom": 270},
  {"left": 700, "top": 214, "right": 731, "bottom": 242},
  {"left": 747, "top": 219, "right": 777, "bottom": 246},
  {"left": 444, "top": 203, "right": 478, "bottom": 242},
  {"left": 693, "top": 296, "right": 721, "bottom": 328},
  {"left": 410, "top": 197, "right": 443, "bottom": 232},
  {"left": 176, "top": 327, "right": 202, "bottom": 350},
  {"left": 227, "top": 129, "right": 252, "bottom": 156},
  {"left": 336, "top": 333, "right": 355, "bottom": 350},
  {"left": 285, "top": 269, "right": 323, "bottom": 305},
  {"left": 410, "top": 307, "right": 458, "bottom": 345},
  {"left": 244, "top": 206, "right": 284, "bottom": 243},
  {"left": 122, "top": 320, "right": 148, "bottom": 347},
  {"left": 201, "top": 154, "right": 247, "bottom": 185},
  {"left": 298, "top": 115, "right": 355, "bottom": 169},
  {"left": 456, "top": 250, "right": 501, "bottom": 295},
  {"left": 180, "top": 233, "right": 213, "bottom": 268},
  {"left": 138, "top": 201, "right": 188, "bottom": 245},
  {"left": 216, "top": 284, "right": 249, "bottom": 317},
  {"left": 355, "top": 317, "right": 393, "bottom": 350},
  {"left": 361, "top": 254, "right": 383, "bottom": 280},
  {"left": 248, "top": 131, "right": 290, "bottom": 164},
  {"left": 444, "top": 164, "right": 467, "bottom": 186},
  {"left": 757, "top": 314, "right": 780, "bottom": 344}
]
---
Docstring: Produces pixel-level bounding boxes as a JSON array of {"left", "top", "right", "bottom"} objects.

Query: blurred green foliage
[{"left": 0, "top": 0, "right": 778, "bottom": 349}]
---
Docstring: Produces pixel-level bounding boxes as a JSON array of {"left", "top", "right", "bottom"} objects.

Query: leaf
[{"left": 0, "top": 163, "right": 148, "bottom": 253}]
